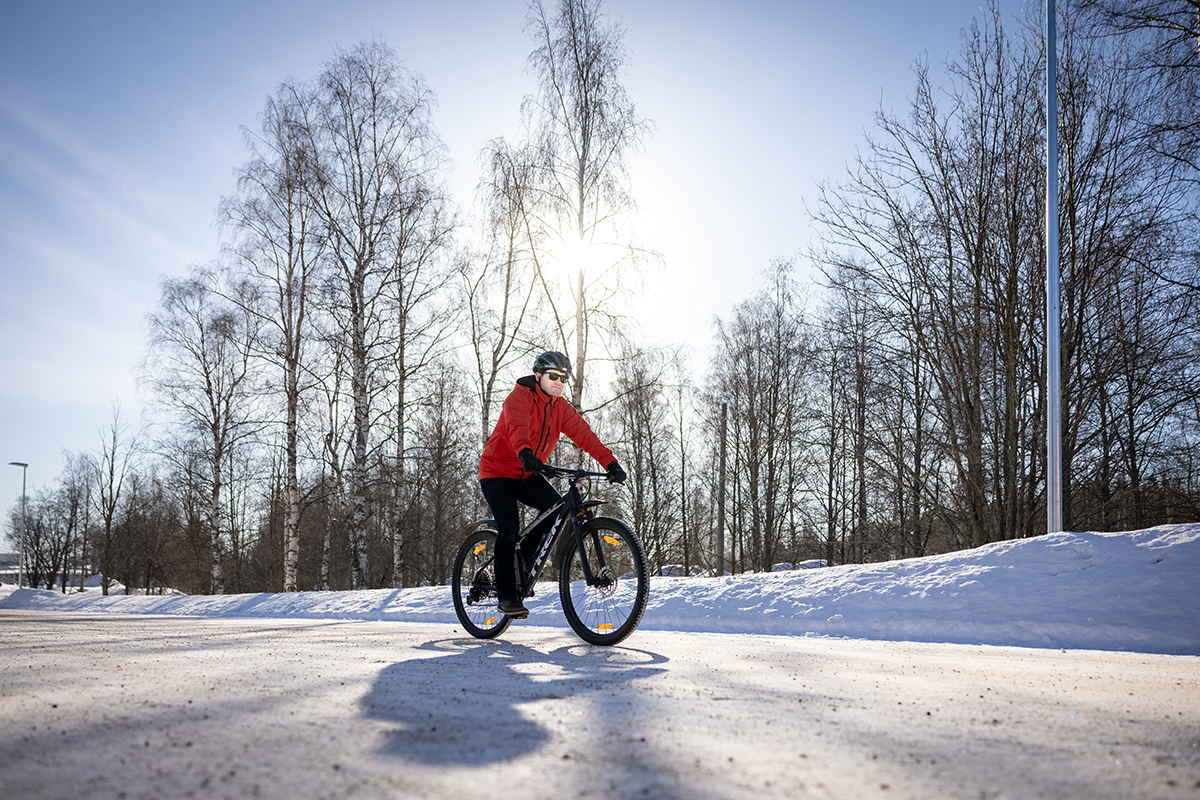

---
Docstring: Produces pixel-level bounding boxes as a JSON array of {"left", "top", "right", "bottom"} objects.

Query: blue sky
[{"left": 1, "top": 0, "right": 1033, "bottom": 496}]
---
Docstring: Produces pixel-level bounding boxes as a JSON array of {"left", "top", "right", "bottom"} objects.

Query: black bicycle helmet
[{"left": 532, "top": 350, "right": 572, "bottom": 376}]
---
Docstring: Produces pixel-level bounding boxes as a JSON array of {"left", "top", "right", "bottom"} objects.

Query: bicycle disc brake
[{"left": 593, "top": 565, "right": 618, "bottom": 593}]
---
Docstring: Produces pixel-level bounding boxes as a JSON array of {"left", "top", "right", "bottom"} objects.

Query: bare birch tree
[
  {"left": 220, "top": 79, "right": 326, "bottom": 592},
  {"left": 706, "top": 261, "right": 813, "bottom": 572},
  {"left": 380, "top": 162, "right": 457, "bottom": 589},
  {"left": 524, "top": 0, "right": 653, "bottom": 407},
  {"left": 93, "top": 403, "right": 137, "bottom": 595},
  {"left": 465, "top": 138, "right": 548, "bottom": 444},
  {"left": 306, "top": 39, "right": 449, "bottom": 589},
  {"left": 143, "top": 269, "right": 261, "bottom": 594}
]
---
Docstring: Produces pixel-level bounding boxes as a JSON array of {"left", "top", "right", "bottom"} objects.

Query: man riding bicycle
[{"left": 478, "top": 351, "right": 627, "bottom": 618}]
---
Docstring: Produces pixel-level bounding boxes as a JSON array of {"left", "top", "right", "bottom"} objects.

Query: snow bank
[{"left": 3, "top": 525, "right": 1197, "bottom": 655}]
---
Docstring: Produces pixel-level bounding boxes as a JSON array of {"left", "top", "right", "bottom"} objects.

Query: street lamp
[
  {"left": 9, "top": 462, "right": 28, "bottom": 588},
  {"left": 1046, "top": 0, "right": 1063, "bottom": 534}
]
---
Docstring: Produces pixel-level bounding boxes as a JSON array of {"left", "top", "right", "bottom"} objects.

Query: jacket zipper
[{"left": 534, "top": 394, "right": 552, "bottom": 459}]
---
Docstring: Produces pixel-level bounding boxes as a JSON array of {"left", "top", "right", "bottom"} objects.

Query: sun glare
[{"left": 554, "top": 235, "right": 602, "bottom": 280}]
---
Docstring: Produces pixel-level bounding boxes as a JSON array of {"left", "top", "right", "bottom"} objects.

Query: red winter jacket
[{"left": 479, "top": 375, "right": 616, "bottom": 480}]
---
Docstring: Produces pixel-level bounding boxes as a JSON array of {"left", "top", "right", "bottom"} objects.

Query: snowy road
[{"left": 1, "top": 611, "right": 1196, "bottom": 799}]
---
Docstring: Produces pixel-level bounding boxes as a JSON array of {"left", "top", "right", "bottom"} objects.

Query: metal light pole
[
  {"left": 716, "top": 402, "right": 727, "bottom": 576},
  {"left": 1045, "top": 0, "right": 1063, "bottom": 534},
  {"left": 9, "top": 461, "right": 28, "bottom": 588}
]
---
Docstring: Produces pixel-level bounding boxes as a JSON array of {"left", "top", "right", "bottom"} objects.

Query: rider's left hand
[
  {"left": 519, "top": 448, "right": 545, "bottom": 475},
  {"left": 606, "top": 460, "right": 627, "bottom": 484}
]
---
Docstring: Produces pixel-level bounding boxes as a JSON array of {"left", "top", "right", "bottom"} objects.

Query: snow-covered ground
[
  {"left": 4, "top": 524, "right": 1197, "bottom": 655},
  {"left": 3, "top": 525, "right": 1198, "bottom": 799}
]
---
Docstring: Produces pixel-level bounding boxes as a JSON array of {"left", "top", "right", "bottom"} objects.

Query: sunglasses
[{"left": 543, "top": 371, "right": 569, "bottom": 383}]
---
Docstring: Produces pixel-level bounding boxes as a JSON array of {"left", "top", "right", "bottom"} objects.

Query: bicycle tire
[
  {"left": 558, "top": 517, "right": 649, "bottom": 646},
  {"left": 452, "top": 528, "right": 512, "bottom": 639}
]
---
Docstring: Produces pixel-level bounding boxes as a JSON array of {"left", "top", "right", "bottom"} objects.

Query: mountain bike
[{"left": 452, "top": 465, "right": 649, "bottom": 646}]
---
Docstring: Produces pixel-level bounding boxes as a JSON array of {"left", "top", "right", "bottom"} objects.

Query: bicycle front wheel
[
  {"left": 452, "top": 528, "right": 512, "bottom": 639},
  {"left": 558, "top": 517, "right": 649, "bottom": 646}
]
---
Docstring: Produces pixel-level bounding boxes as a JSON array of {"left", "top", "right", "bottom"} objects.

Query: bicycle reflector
[
  {"left": 473, "top": 543, "right": 488, "bottom": 554},
  {"left": 603, "top": 536, "right": 621, "bottom": 546}
]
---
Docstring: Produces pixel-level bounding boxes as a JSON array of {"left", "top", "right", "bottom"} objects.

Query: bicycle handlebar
[{"left": 541, "top": 464, "right": 611, "bottom": 480}]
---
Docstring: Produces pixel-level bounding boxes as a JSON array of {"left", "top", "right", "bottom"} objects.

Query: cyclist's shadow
[{"left": 361, "top": 637, "right": 668, "bottom": 764}]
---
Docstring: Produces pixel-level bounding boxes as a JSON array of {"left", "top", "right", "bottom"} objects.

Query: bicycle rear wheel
[
  {"left": 452, "top": 528, "right": 512, "bottom": 639},
  {"left": 558, "top": 517, "right": 649, "bottom": 646}
]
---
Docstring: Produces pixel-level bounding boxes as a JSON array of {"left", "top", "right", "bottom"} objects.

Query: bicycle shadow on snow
[{"left": 360, "top": 637, "right": 669, "bottom": 765}]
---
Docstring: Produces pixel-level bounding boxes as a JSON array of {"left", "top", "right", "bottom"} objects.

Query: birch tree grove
[{"left": 64, "top": 3, "right": 1198, "bottom": 597}]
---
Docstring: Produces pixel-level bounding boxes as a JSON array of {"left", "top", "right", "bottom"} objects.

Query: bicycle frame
[{"left": 473, "top": 466, "right": 610, "bottom": 596}]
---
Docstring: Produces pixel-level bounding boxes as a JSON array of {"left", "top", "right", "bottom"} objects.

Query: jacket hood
[{"left": 517, "top": 373, "right": 552, "bottom": 400}]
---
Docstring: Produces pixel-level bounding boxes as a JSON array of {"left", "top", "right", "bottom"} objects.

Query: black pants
[{"left": 479, "top": 474, "right": 561, "bottom": 602}]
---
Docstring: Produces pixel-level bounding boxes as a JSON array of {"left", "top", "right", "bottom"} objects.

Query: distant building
[{"left": 0, "top": 551, "right": 18, "bottom": 583}]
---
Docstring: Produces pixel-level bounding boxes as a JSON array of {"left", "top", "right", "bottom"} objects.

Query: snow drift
[{"left": 3, "top": 525, "right": 1197, "bottom": 655}]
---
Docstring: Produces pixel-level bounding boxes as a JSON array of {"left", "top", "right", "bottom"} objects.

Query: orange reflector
[
  {"left": 603, "top": 536, "right": 621, "bottom": 546},
  {"left": 486, "top": 616, "right": 498, "bottom": 625},
  {"left": 598, "top": 623, "right": 614, "bottom": 630},
  {"left": 473, "top": 543, "right": 487, "bottom": 555}
]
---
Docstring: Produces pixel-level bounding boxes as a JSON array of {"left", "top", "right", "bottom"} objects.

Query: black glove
[
  {"left": 606, "top": 460, "right": 627, "bottom": 484},
  {"left": 519, "top": 448, "right": 544, "bottom": 475}
]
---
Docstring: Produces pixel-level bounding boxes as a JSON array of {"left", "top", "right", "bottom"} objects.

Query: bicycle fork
[{"left": 572, "top": 509, "right": 619, "bottom": 588}]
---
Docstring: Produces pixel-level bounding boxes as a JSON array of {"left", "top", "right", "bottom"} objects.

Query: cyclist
[{"left": 478, "top": 351, "right": 627, "bottom": 618}]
